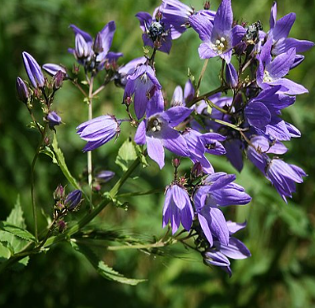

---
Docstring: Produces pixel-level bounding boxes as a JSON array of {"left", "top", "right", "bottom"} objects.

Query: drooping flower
[
  {"left": 22, "top": 52, "right": 45, "bottom": 88},
  {"left": 47, "top": 111, "right": 62, "bottom": 129},
  {"left": 189, "top": 0, "right": 246, "bottom": 63},
  {"left": 266, "top": 158, "right": 306, "bottom": 202},
  {"left": 203, "top": 221, "right": 251, "bottom": 276},
  {"left": 134, "top": 106, "right": 192, "bottom": 169},
  {"left": 76, "top": 115, "right": 120, "bottom": 152},
  {"left": 162, "top": 183, "right": 194, "bottom": 234},
  {"left": 194, "top": 173, "right": 251, "bottom": 246}
]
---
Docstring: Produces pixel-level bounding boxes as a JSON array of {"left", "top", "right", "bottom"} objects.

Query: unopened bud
[
  {"left": 191, "top": 162, "right": 203, "bottom": 178},
  {"left": 53, "top": 70, "right": 66, "bottom": 90},
  {"left": 172, "top": 158, "right": 181, "bottom": 168},
  {"left": 53, "top": 184, "right": 65, "bottom": 200},
  {"left": 96, "top": 170, "right": 115, "bottom": 183},
  {"left": 65, "top": 189, "right": 82, "bottom": 210},
  {"left": 47, "top": 111, "right": 62, "bottom": 129},
  {"left": 22, "top": 51, "right": 45, "bottom": 88},
  {"left": 204, "top": 1, "right": 210, "bottom": 10},
  {"left": 16, "top": 77, "right": 30, "bottom": 104}
]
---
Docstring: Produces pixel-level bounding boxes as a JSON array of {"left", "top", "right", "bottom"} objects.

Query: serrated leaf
[
  {"left": 0, "top": 196, "right": 32, "bottom": 254},
  {"left": 71, "top": 241, "right": 146, "bottom": 285},
  {"left": 52, "top": 134, "right": 80, "bottom": 190},
  {"left": 0, "top": 222, "right": 36, "bottom": 242},
  {"left": 115, "top": 139, "right": 138, "bottom": 172},
  {"left": 40, "top": 146, "right": 58, "bottom": 164}
]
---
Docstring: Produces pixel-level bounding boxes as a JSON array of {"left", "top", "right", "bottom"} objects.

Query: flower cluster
[{"left": 17, "top": 0, "right": 312, "bottom": 277}]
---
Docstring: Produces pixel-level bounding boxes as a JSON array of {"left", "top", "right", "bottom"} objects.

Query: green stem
[
  {"left": 205, "top": 98, "right": 228, "bottom": 114},
  {"left": 187, "top": 85, "right": 230, "bottom": 107},
  {"left": 87, "top": 76, "right": 94, "bottom": 202},
  {"left": 196, "top": 59, "right": 209, "bottom": 95},
  {"left": 116, "top": 188, "right": 162, "bottom": 198},
  {"left": 30, "top": 124, "right": 48, "bottom": 240}
]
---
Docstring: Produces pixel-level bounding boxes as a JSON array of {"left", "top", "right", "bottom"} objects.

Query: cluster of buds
[{"left": 53, "top": 185, "right": 82, "bottom": 232}]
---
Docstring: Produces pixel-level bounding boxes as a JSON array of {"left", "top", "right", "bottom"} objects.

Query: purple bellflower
[
  {"left": 124, "top": 64, "right": 162, "bottom": 119},
  {"left": 162, "top": 183, "right": 194, "bottom": 234},
  {"left": 194, "top": 173, "right": 251, "bottom": 246},
  {"left": 22, "top": 52, "right": 45, "bottom": 88},
  {"left": 136, "top": 11, "right": 173, "bottom": 54},
  {"left": 77, "top": 115, "right": 120, "bottom": 152},
  {"left": 69, "top": 21, "right": 122, "bottom": 72},
  {"left": 134, "top": 106, "right": 192, "bottom": 169},
  {"left": 189, "top": 0, "right": 246, "bottom": 63},
  {"left": 268, "top": 2, "right": 314, "bottom": 57},
  {"left": 203, "top": 221, "right": 251, "bottom": 276},
  {"left": 47, "top": 111, "right": 62, "bottom": 130},
  {"left": 116, "top": 57, "right": 146, "bottom": 87},
  {"left": 182, "top": 129, "right": 226, "bottom": 174},
  {"left": 257, "top": 40, "right": 308, "bottom": 95},
  {"left": 170, "top": 80, "right": 195, "bottom": 107},
  {"left": 266, "top": 159, "right": 306, "bottom": 202}
]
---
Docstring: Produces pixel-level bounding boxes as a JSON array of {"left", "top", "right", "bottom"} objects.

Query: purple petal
[
  {"left": 161, "top": 126, "right": 189, "bottom": 157},
  {"left": 97, "top": 21, "right": 116, "bottom": 60},
  {"left": 270, "top": 2, "right": 277, "bottom": 29},
  {"left": 268, "top": 78, "right": 308, "bottom": 95},
  {"left": 225, "top": 62, "right": 238, "bottom": 88},
  {"left": 267, "top": 48, "right": 296, "bottom": 79},
  {"left": 208, "top": 207, "right": 229, "bottom": 246},
  {"left": 273, "top": 38, "right": 314, "bottom": 55},
  {"left": 161, "top": 106, "right": 192, "bottom": 126},
  {"left": 198, "top": 43, "right": 218, "bottom": 59},
  {"left": 217, "top": 237, "right": 251, "bottom": 259},
  {"left": 147, "top": 90, "right": 164, "bottom": 118},
  {"left": 69, "top": 24, "right": 93, "bottom": 43},
  {"left": 134, "top": 120, "right": 147, "bottom": 145},
  {"left": 231, "top": 25, "right": 246, "bottom": 47},
  {"left": 226, "top": 221, "right": 247, "bottom": 234},
  {"left": 272, "top": 13, "right": 296, "bottom": 41},
  {"left": 198, "top": 213, "right": 213, "bottom": 246},
  {"left": 189, "top": 14, "right": 213, "bottom": 41},
  {"left": 245, "top": 102, "right": 271, "bottom": 128},
  {"left": 213, "top": 0, "right": 233, "bottom": 34},
  {"left": 171, "top": 86, "right": 184, "bottom": 107},
  {"left": 147, "top": 136, "right": 165, "bottom": 169}
]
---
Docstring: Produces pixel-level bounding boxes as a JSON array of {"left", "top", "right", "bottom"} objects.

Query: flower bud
[
  {"left": 93, "top": 32, "right": 103, "bottom": 54},
  {"left": 53, "top": 184, "right": 65, "bottom": 200},
  {"left": 57, "top": 220, "right": 67, "bottom": 232},
  {"left": 172, "top": 158, "right": 181, "bottom": 168},
  {"left": 53, "top": 70, "right": 66, "bottom": 90},
  {"left": 22, "top": 51, "right": 45, "bottom": 88},
  {"left": 225, "top": 63, "right": 238, "bottom": 88},
  {"left": 47, "top": 111, "right": 62, "bottom": 129},
  {"left": 42, "top": 63, "right": 67, "bottom": 77},
  {"left": 75, "top": 33, "right": 91, "bottom": 59},
  {"left": 16, "top": 77, "right": 30, "bottom": 104},
  {"left": 95, "top": 170, "right": 115, "bottom": 183},
  {"left": 65, "top": 189, "right": 82, "bottom": 210}
]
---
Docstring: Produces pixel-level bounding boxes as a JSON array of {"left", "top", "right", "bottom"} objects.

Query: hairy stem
[{"left": 87, "top": 76, "right": 94, "bottom": 200}]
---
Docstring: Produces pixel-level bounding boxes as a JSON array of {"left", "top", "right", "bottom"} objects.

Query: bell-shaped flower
[
  {"left": 134, "top": 106, "right": 192, "bottom": 169},
  {"left": 22, "top": 52, "right": 45, "bottom": 88},
  {"left": 47, "top": 111, "right": 62, "bottom": 130},
  {"left": 76, "top": 115, "right": 120, "bottom": 152},
  {"left": 266, "top": 158, "right": 306, "bottom": 202},
  {"left": 124, "top": 64, "right": 162, "bottom": 119},
  {"left": 189, "top": 0, "right": 245, "bottom": 63},
  {"left": 182, "top": 129, "right": 226, "bottom": 174},
  {"left": 162, "top": 183, "right": 194, "bottom": 234},
  {"left": 194, "top": 172, "right": 251, "bottom": 246}
]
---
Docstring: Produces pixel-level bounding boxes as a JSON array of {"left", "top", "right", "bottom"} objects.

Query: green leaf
[
  {"left": 39, "top": 146, "right": 58, "bottom": 164},
  {"left": 0, "top": 196, "right": 33, "bottom": 254},
  {"left": 115, "top": 139, "right": 138, "bottom": 172},
  {"left": 0, "top": 242, "right": 11, "bottom": 261},
  {"left": 52, "top": 134, "right": 81, "bottom": 190},
  {"left": 0, "top": 222, "right": 36, "bottom": 242},
  {"left": 135, "top": 145, "right": 148, "bottom": 168},
  {"left": 71, "top": 241, "right": 146, "bottom": 285}
]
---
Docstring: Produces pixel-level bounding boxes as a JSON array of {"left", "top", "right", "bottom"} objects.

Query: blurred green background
[{"left": 1, "top": 0, "right": 315, "bottom": 307}]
